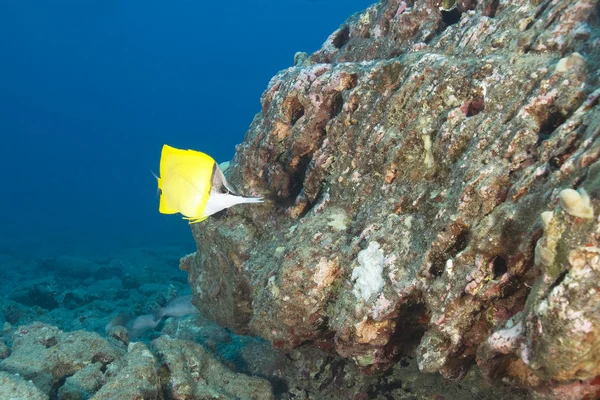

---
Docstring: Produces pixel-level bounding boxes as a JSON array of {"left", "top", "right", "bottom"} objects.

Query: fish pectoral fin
[{"left": 183, "top": 216, "right": 209, "bottom": 224}]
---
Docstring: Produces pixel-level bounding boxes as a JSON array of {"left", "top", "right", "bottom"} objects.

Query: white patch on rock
[
  {"left": 487, "top": 321, "right": 524, "bottom": 354},
  {"left": 559, "top": 187, "right": 594, "bottom": 219},
  {"left": 327, "top": 211, "right": 348, "bottom": 231},
  {"left": 352, "top": 242, "right": 386, "bottom": 301},
  {"left": 373, "top": 294, "right": 392, "bottom": 320},
  {"left": 312, "top": 257, "right": 339, "bottom": 289}
]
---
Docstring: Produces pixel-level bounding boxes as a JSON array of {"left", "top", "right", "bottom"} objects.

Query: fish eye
[{"left": 220, "top": 187, "right": 228, "bottom": 194}]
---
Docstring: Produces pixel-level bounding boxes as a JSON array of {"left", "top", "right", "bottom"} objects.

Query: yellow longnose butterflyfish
[{"left": 156, "top": 144, "right": 263, "bottom": 223}]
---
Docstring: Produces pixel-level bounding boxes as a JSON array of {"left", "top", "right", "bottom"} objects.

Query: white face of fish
[
  {"left": 203, "top": 164, "right": 263, "bottom": 217},
  {"left": 204, "top": 191, "right": 263, "bottom": 217}
]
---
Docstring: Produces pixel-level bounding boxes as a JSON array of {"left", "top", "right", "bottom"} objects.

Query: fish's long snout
[
  {"left": 236, "top": 195, "right": 264, "bottom": 204},
  {"left": 204, "top": 191, "right": 263, "bottom": 218},
  {"left": 224, "top": 193, "right": 264, "bottom": 207}
]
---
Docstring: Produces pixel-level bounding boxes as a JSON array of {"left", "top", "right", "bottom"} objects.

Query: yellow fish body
[{"left": 157, "top": 144, "right": 263, "bottom": 223}]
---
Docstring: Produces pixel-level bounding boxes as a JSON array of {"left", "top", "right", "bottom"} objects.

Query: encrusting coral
[
  {"left": 559, "top": 188, "right": 594, "bottom": 219},
  {"left": 185, "top": 0, "right": 600, "bottom": 398}
]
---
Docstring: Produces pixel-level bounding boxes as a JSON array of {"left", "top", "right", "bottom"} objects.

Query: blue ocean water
[
  {"left": 0, "top": 0, "right": 372, "bottom": 255},
  {"left": 0, "top": 3, "right": 374, "bottom": 390}
]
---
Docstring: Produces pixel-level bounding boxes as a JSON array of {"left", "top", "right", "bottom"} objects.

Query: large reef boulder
[
  {"left": 0, "top": 322, "right": 123, "bottom": 396},
  {"left": 0, "top": 322, "right": 275, "bottom": 399},
  {"left": 185, "top": 0, "right": 600, "bottom": 397},
  {"left": 151, "top": 336, "right": 274, "bottom": 400},
  {"left": 0, "top": 371, "right": 48, "bottom": 400}
]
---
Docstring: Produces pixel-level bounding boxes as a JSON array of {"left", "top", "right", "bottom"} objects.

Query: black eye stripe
[{"left": 210, "top": 163, "right": 218, "bottom": 184}]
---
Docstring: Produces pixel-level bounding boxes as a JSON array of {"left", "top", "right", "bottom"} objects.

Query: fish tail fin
[{"left": 152, "top": 308, "right": 165, "bottom": 321}]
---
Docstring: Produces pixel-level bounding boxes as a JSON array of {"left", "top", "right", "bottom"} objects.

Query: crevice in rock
[
  {"left": 298, "top": 186, "right": 323, "bottom": 219},
  {"left": 571, "top": 169, "right": 589, "bottom": 190},
  {"left": 367, "top": 368, "right": 404, "bottom": 398},
  {"left": 329, "top": 92, "right": 344, "bottom": 119},
  {"left": 157, "top": 364, "right": 172, "bottom": 399},
  {"left": 288, "top": 156, "right": 312, "bottom": 201},
  {"left": 463, "top": 97, "right": 485, "bottom": 117},
  {"left": 547, "top": 270, "right": 568, "bottom": 295},
  {"left": 499, "top": 275, "right": 521, "bottom": 299},
  {"left": 283, "top": 96, "right": 305, "bottom": 127},
  {"left": 382, "top": 302, "right": 429, "bottom": 363},
  {"left": 313, "top": 355, "right": 334, "bottom": 382},
  {"left": 333, "top": 26, "right": 350, "bottom": 49},
  {"left": 99, "top": 362, "right": 108, "bottom": 373},
  {"left": 427, "top": 226, "right": 471, "bottom": 279},
  {"left": 484, "top": 0, "right": 500, "bottom": 18},
  {"left": 492, "top": 256, "right": 508, "bottom": 278},
  {"left": 441, "top": 5, "right": 462, "bottom": 27},
  {"left": 49, "top": 375, "right": 69, "bottom": 400},
  {"left": 547, "top": 137, "right": 581, "bottom": 171},
  {"left": 536, "top": 110, "right": 567, "bottom": 145},
  {"left": 315, "top": 358, "right": 345, "bottom": 391},
  {"left": 91, "top": 353, "right": 118, "bottom": 369},
  {"left": 428, "top": 255, "right": 446, "bottom": 278},
  {"left": 446, "top": 229, "right": 471, "bottom": 257},
  {"left": 267, "top": 376, "right": 290, "bottom": 398}
]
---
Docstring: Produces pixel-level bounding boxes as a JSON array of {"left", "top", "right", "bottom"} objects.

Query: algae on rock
[{"left": 185, "top": 0, "right": 600, "bottom": 398}]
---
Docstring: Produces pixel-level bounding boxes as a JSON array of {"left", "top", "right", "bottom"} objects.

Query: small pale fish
[
  {"left": 105, "top": 312, "right": 133, "bottom": 333},
  {"left": 128, "top": 314, "right": 161, "bottom": 340},
  {"left": 154, "top": 294, "right": 199, "bottom": 319},
  {"left": 156, "top": 144, "right": 263, "bottom": 223},
  {"left": 105, "top": 296, "right": 200, "bottom": 340}
]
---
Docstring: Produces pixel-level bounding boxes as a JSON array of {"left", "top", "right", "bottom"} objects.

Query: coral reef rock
[
  {"left": 186, "top": 0, "right": 600, "bottom": 398},
  {"left": 151, "top": 336, "right": 274, "bottom": 400},
  {"left": 0, "top": 371, "right": 48, "bottom": 400},
  {"left": 0, "top": 322, "right": 122, "bottom": 395},
  {"left": 0, "top": 322, "right": 274, "bottom": 399}
]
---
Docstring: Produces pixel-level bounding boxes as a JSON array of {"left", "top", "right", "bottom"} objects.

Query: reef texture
[
  {"left": 0, "top": 322, "right": 274, "bottom": 399},
  {"left": 186, "top": 0, "right": 600, "bottom": 398}
]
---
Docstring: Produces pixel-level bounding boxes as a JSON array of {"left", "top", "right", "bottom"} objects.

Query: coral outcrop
[
  {"left": 185, "top": 0, "right": 600, "bottom": 397},
  {"left": 0, "top": 371, "right": 48, "bottom": 400},
  {"left": 0, "top": 322, "right": 123, "bottom": 395},
  {"left": 0, "top": 322, "right": 274, "bottom": 399}
]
